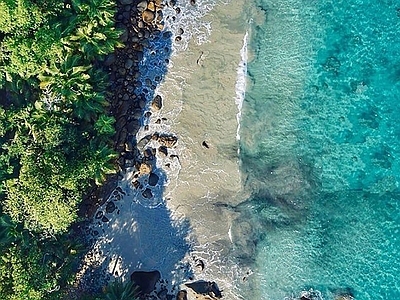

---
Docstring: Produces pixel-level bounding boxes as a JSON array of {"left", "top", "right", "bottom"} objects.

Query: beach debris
[{"left": 202, "top": 140, "right": 209, "bottom": 149}]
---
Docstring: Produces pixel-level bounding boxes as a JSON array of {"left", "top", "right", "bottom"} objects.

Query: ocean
[
  {"left": 163, "top": 0, "right": 400, "bottom": 298},
  {"left": 238, "top": 0, "right": 400, "bottom": 299},
  {"left": 87, "top": 0, "right": 400, "bottom": 299}
]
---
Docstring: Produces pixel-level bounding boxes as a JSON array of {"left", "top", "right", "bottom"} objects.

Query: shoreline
[{"left": 74, "top": 0, "right": 251, "bottom": 299}]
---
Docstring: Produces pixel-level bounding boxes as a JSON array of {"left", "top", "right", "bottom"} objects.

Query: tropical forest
[{"left": 0, "top": 0, "right": 127, "bottom": 298}]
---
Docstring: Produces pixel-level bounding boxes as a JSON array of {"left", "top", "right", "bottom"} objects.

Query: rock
[
  {"left": 148, "top": 173, "right": 159, "bottom": 186},
  {"left": 147, "top": 1, "right": 155, "bottom": 11},
  {"left": 142, "top": 188, "right": 153, "bottom": 198},
  {"left": 151, "top": 94, "right": 163, "bottom": 110},
  {"left": 125, "top": 59, "right": 134, "bottom": 69},
  {"left": 104, "top": 54, "right": 116, "bottom": 66},
  {"left": 95, "top": 211, "right": 104, "bottom": 219},
  {"left": 142, "top": 10, "right": 155, "bottom": 23},
  {"left": 185, "top": 281, "right": 222, "bottom": 299},
  {"left": 101, "top": 216, "right": 109, "bottom": 222},
  {"left": 137, "top": 0, "right": 148, "bottom": 12},
  {"left": 190, "top": 0, "right": 196, "bottom": 5},
  {"left": 131, "top": 270, "right": 161, "bottom": 294},
  {"left": 119, "top": 0, "right": 134, "bottom": 5},
  {"left": 105, "top": 201, "right": 116, "bottom": 213},
  {"left": 125, "top": 141, "right": 134, "bottom": 152},
  {"left": 158, "top": 145, "right": 168, "bottom": 156},
  {"left": 176, "top": 290, "right": 188, "bottom": 300},
  {"left": 195, "top": 258, "right": 205, "bottom": 271},
  {"left": 157, "top": 134, "right": 178, "bottom": 148},
  {"left": 126, "top": 120, "right": 140, "bottom": 132},
  {"left": 139, "top": 163, "right": 152, "bottom": 174},
  {"left": 137, "top": 135, "right": 152, "bottom": 149}
]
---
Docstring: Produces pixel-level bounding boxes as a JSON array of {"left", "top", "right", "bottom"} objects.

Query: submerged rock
[
  {"left": 142, "top": 188, "right": 153, "bottom": 198},
  {"left": 148, "top": 172, "right": 159, "bottom": 186}
]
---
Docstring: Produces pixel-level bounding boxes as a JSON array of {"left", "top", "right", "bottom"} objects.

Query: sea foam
[{"left": 235, "top": 31, "right": 248, "bottom": 142}]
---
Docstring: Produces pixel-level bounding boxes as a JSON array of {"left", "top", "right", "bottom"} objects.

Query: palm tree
[
  {"left": 103, "top": 279, "right": 139, "bottom": 300},
  {"left": 0, "top": 214, "right": 30, "bottom": 248}
]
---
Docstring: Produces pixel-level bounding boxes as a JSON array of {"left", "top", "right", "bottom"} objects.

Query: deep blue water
[{"left": 239, "top": 0, "right": 400, "bottom": 299}]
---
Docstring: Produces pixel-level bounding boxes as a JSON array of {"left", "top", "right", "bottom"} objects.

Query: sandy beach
[{"left": 76, "top": 0, "right": 252, "bottom": 299}]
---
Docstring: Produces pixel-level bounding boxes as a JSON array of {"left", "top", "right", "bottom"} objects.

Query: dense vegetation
[{"left": 0, "top": 0, "right": 123, "bottom": 298}]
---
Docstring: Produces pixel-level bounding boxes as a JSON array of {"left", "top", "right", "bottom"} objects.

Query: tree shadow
[{"left": 74, "top": 29, "right": 195, "bottom": 297}]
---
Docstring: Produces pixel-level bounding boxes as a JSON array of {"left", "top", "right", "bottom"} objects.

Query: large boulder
[
  {"left": 185, "top": 281, "right": 222, "bottom": 298},
  {"left": 130, "top": 270, "right": 161, "bottom": 294}
]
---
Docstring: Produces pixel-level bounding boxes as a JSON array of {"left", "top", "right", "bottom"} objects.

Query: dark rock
[
  {"left": 176, "top": 290, "right": 187, "bottom": 300},
  {"left": 195, "top": 258, "right": 205, "bottom": 271},
  {"left": 157, "top": 134, "right": 178, "bottom": 148},
  {"left": 148, "top": 172, "right": 159, "bottom": 186},
  {"left": 130, "top": 270, "right": 161, "bottom": 294},
  {"left": 125, "top": 59, "right": 134, "bottom": 69},
  {"left": 137, "top": 135, "right": 152, "bottom": 149},
  {"left": 190, "top": 0, "right": 196, "bottom": 5},
  {"left": 185, "top": 281, "right": 222, "bottom": 298},
  {"left": 101, "top": 216, "right": 109, "bottom": 222},
  {"left": 106, "top": 201, "right": 116, "bottom": 213},
  {"left": 178, "top": 27, "right": 184, "bottom": 35},
  {"left": 133, "top": 180, "right": 140, "bottom": 189},
  {"left": 95, "top": 211, "right": 104, "bottom": 219},
  {"left": 151, "top": 94, "right": 163, "bottom": 110},
  {"left": 119, "top": 0, "right": 134, "bottom": 5},
  {"left": 142, "top": 188, "right": 153, "bottom": 198},
  {"left": 104, "top": 54, "right": 116, "bottom": 66},
  {"left": 158, "top": 145, "right": 168, "bottom": 156},
  {"left": 175, "top": 36, "right": 182, "bottom": 42},
  {"left": 202, "top": 141, "right": 209, "bottom": 149}
]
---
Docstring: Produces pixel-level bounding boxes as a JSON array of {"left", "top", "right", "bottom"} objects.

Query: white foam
[
  {"left": 235, "top": 31, "right": 249, "bottom": 142},
  {"left": 162, "top": 0, "right": 222, "bottom": 53}
]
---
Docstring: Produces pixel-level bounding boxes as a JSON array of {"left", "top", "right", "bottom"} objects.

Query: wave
[{"left": 235, "top": 31, "right": 248, "bottom": 143}]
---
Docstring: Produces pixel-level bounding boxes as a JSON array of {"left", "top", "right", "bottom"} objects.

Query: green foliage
[
  {"left": 0, "top": 215, "right": 85, "bottom": 300},
  {"left": 103, "top": 279, "right": 139, "bottom": 300},
  {"left": 95, "top": 115, "right": 116, "bottom": 136},
  {"left": 0, "top": 0, "right": 122, "bottom": 296}
]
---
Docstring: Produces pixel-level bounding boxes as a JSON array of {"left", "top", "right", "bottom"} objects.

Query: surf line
[{"left": 235, "top": 31, "right": 248, "bottom": 145}]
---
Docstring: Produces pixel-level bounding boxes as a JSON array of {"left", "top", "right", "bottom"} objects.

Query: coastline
[{"left": 74, "top": 0, "right": 251, "bottom": 299}]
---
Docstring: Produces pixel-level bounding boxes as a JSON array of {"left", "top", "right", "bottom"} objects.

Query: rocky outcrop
[
  {"left": 185, "top": 280, "right": 222, "bottom": 299},
  {"left": 130, "top": 270, "right": 161, "bottom": 294}
]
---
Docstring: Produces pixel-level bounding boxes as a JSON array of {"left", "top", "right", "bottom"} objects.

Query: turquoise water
[{"left": 239, "top": 0, "right": 400, "bottom": 299}]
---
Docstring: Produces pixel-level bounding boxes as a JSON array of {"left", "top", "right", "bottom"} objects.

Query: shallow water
[{"left": 239, "top": 0, "right": 400, "bottom": 299}]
